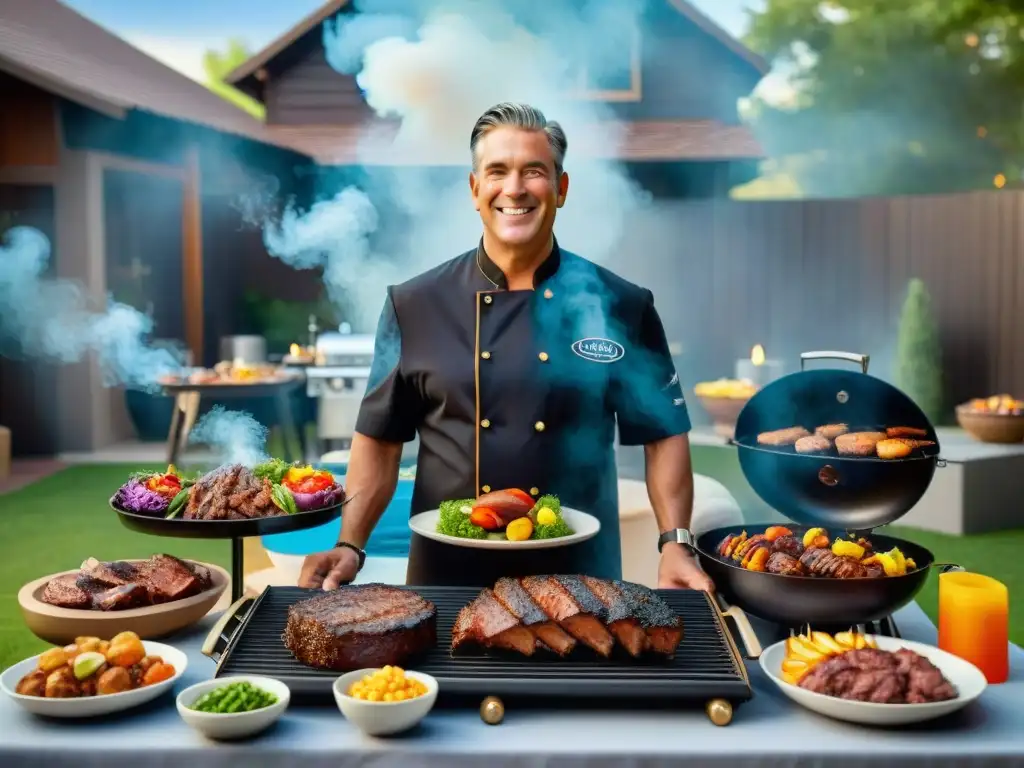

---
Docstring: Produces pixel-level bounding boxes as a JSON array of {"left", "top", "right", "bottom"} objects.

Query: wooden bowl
[
  {"left": 18, "top": 560, "right": 229, "bottom": 645},
  {"left": 956, "top": 406, "right": 1024, "bottom": 444},
  {"left": 697, "top": 395, "right": 752, "bottom": 438}
]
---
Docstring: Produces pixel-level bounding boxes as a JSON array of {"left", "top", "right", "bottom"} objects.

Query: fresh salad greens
[
  {"left": 271, "top": 484, "right": 299, "bottom": 515},
  {"left": 437, "top": 498, "right": 487, "bottom": 539},
  {"left": 531, "top": 495, "right": 574, "bottom": 539},
  {"left": 253, "top": 458, "right": 293, "bottom": 485},
  {"left": 434, "top": 492, "right": 575, "bottom": 541}
]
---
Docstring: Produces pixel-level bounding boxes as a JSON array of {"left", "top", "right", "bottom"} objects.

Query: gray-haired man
[{"left": 299, "top": 102, "right": 711, "bottom": 590}]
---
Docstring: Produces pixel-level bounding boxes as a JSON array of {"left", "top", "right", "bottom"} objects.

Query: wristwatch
[
  {"left": 657, "top": 528, "right": 696, "bottom": 554},
  {"left": 334, "top": 541, "right": 367, "bottom": 573}
]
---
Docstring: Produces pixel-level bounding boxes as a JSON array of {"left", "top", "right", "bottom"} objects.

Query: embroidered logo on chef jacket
[{"left": 571, "top": 337, "right": 625, "bottom": 363}]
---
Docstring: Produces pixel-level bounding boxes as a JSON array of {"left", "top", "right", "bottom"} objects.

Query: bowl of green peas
[{"left": 176, "top": 676, "right": 289, "bottom": 740}]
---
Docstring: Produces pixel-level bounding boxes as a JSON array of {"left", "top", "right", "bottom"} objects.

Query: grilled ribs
[
  {"left": 799, "top": 548, "right": 883, "bottom": 579},
  {"left": 455, "top": 576, "right": 683, "bottom": 660},
  {"left": 283, "top": 584, "right": 437, "bottom": 671}
]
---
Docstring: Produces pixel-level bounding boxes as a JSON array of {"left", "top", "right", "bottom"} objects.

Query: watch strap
[
  {"left": 334, "top": 541, "right": 367, "bottom": 573},
  {"left": 658, "top": 528, "right": 695, "bottom": 553}
]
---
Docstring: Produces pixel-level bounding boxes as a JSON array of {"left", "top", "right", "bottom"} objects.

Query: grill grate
[{"left": 211, "top": 586, "right": 752, "bottom": 705}]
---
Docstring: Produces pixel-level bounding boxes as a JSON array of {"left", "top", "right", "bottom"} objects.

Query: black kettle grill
[{"left": 693, "top": 351, "right": 958, "bottom": 627}]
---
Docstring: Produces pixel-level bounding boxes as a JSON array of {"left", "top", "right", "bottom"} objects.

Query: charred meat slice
[
  {"left": 451, "top": 588, "right": 536, "bottom": 656},
  {"left": 40, "top": 575, "right": 92, "bottom": 609},
  {"left": 799, "top": 548, "right": 878, "bottom": 579},
  {"left": 765, "top": 551, "right": 806, "bottom": 576},
  {"left": 93, "top": 583, "right": 150, "bottom": 611},
  {"left": 140, "top": 554, "right": 201, "bottom": 602},
  {"left": 770, "top": 535, "right": 804, "bottom": 558},
  {"left": 492, "top": 577, "right": 576, "bottom": 655},
  {"left": 609, "top": 579, "right": 684, "bottom": 658},
  {"left": 83, "top": 560, "right": 140, "bottom": 587},
  {"left": 521, "top": 575, "right": 614, "bottom": 657},
  {"left": 580, "top": 576, "right": 647, "bottom": 657}
]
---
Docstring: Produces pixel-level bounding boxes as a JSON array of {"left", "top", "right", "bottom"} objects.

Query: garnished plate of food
[
  {"left": 110, "top": 460, "right": 348, "bottom": 538},
  {"left": 408, "top": 490, "right": 600, "bottom": 550},
  {"left": 0, "top": 632, "right": 187, "bottom": 718},
  {"left": 760, "top": 628, "right": 987, "bottom": 725},
  {"left": 18, "top": 555, "right": 229, "bottom": 645}
]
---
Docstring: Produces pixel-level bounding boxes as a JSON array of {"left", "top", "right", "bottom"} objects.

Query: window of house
[{"left": 572, "top": 25, "right": 642, "bottom": 102}]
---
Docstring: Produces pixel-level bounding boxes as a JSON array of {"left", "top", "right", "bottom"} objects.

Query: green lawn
[{"left": 0, "top": 449, "right": 1018, "bottom": 669}]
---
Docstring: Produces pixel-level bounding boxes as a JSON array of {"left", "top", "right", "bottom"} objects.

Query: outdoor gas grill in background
[{"left": 304, "top": 327, "right": 376, "bottom": 457}]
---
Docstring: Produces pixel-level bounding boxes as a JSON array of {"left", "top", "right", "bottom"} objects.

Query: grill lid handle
[
  {"left": 202, "top": 594, "right": 254, "bottom": 660},
  {"left": 800, "top": 350, "right": 870, "bottom": 374}
]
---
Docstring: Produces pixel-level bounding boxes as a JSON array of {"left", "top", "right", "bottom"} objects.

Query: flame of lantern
[{"left": 751, "top": 345, "right": 766, "bottom": 366}]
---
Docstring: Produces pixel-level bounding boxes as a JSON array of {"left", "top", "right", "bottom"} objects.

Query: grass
[{"left": 0, "top": 448, "right": 1018, "bottom": 669}]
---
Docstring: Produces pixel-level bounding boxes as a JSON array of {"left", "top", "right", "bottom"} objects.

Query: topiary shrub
[{"left": 895, "top": 278, "right": 944, "bottom": 424}]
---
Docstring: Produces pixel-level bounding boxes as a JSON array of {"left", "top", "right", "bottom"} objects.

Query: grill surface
[{"left": 211, "top": 586, "right": 752, "bottom": 705}]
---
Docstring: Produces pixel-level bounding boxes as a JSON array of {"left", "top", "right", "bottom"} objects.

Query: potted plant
[{"left": 894, "top": 278, "right": 944, "bottom": 425}]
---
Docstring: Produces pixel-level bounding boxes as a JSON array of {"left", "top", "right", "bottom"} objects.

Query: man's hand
[
  {"left": 298, "top": 547, "right": 360, "bottom": 591},
  {"left": 657, "top": 543, "right": 714, "bottom": 591}
]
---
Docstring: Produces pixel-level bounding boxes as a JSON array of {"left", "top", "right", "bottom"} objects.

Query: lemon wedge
[{"left": 72, "top": 651, "right": 106, "bottom": 681}]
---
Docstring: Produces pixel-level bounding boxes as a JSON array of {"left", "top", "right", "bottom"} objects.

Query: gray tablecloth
[{"left": 2, "top": 601, "right": 1022, "bottom": 768}]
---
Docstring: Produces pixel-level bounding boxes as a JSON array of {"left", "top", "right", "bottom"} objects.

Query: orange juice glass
[{"left": 937, "top": 571, "right": 1009, "bottom": 684}]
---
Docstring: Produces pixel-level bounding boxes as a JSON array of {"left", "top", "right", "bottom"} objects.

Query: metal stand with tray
[
  {"left": 201, "top": 585, "right": 757, "bottom": 726},
  {"left": 111, "top": 502, "right": 346, "bottom": 603}
]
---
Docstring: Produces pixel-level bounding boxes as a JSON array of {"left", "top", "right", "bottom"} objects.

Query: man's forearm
[
  {"left": 337, "top": 432, "right": 404, "bottom": 549},
  {"left": 643, "top": 434, "right": 694, "bottom": 534}
]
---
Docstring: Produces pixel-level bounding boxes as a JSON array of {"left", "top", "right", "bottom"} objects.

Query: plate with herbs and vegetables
[
  {"left": 109, "top": 460, "right": 347, "bottom": 539},
  {"left": 408, "top": 489, "right": 601, "bottom": 550}
]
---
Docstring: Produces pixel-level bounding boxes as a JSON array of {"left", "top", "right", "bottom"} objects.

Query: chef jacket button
[
  {"left": 538, "top": 352, "right": 549, "bottom": 362},
  {"left": 481, "top": 418, "right": 491, "bottom": 428},
  {"left": 530, "top": 487, "right": 539, "bottom": 496},
  {"left": 481, "top": 350, "right": 491, "bottom": 360},
  {"left": 534, "top": 421, "right": 545, "bottom": 432},
  {"left": 543, "top": 289, "right": 554, "bottom": 299},
  {"left": 482, "top": 485, "right": 491, "bottom": 493},
  {"left": 483, "top": 295, "right": 493, "bottom": 304}
]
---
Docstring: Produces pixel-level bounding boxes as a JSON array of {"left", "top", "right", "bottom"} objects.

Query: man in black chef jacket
[{"left": 299, "top": 102, "right": 714, "bottom": 591}]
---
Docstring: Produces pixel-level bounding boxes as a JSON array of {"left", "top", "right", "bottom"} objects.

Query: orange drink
[{"left": 937, "top": 571, "right": 1009, "bottom": 684}]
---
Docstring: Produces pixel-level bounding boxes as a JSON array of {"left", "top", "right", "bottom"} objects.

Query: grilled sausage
[
  {"left": 886, "top": 426, "right": 927, "bottom": 438},
  {"left": 795, "top": 434, "right": 832, "bottom": 454},
  {"left": 834, "top": 431, "right": 886, "bottom": 457},
  {"left": 757, "top": 427, "right": 811, "bottom": 446},
  {"left": 815, "top": 423, "right": 849, "bottom": 439}
]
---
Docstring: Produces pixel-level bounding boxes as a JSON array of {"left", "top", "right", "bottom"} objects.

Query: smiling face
[{"left": 469, "top": 126, "right": 569, "bottom": 249}]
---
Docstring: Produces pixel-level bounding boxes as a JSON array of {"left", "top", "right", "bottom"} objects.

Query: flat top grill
[{"left": 210, "top": 586, "right": 752, "bottom": 706}]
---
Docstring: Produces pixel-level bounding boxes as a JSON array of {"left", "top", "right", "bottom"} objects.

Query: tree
[
  {"left": 743, "top": 0, "right": 1024, "bottom": 196},
  {"left": 895, "top": 278, "right": 944, "bottom": 424},
  {"left": 203, "top": 39, "right": 265, "bottom": 120}
]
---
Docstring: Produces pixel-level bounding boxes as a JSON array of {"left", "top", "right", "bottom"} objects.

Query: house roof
[
  {"left": 266, "top": 120, "right": 764, "bottom": 165},
  {"left": 225, "top": 0, "right": 768, "bottom": 90},
  {"left": 0, "top": 0, "right": 284, "bottom": 148}
]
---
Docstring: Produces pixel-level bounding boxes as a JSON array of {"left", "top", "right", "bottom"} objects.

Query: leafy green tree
[
  {"left": 203, "top": 39, "right": 265, "bottom": 120},
  {"left": 744, "top": 0, "right": 1024, "bottom": 196},
  {"left": 895, "top": 278, "right": 944, "bottom": 424}
]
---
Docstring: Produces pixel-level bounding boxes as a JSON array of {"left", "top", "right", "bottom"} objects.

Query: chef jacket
[{"left": 355, "top": 238, "right": 691, "bottom": 586}]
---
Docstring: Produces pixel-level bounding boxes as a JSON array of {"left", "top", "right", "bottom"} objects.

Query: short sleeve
[
  {"left": 354, "top": 289, "right": 420, "bottom": 443},
  {"left": 613, "top": 290, "right": 691, "bottom": 446}
]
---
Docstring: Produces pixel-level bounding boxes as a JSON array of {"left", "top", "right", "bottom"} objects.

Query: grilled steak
[
  {"left": 93, "top": 583, "right": 150, "bottom": 611},
  {"left": 799, "top": 548, "right": 879, "bottom": 579},
  {"left": 40, "top": 575, "right": 93, "bottom": 609},
  {"left": 82, "top": 559, "right": 140, "bottom": 586},
  {"left": 798, "top": 648, "right": 957, "bottom": 703},
  {"left": 770, "top": 535, "right": 804, "bottom": 558},
  {"left": 140, "top": 554, "right": 201, "bottom": 602},
  {"left": 283, "top": 584, "right": 436, "bottom": 671},
  {"left": 185, "top": 464, "right": 277, "bottom": 521},
  {"left": 186, "top": 562, "right": 213, "bottom": 590},
  {"left": 492, "top": 577, "right": 576, "bottom": 655},
  {"left": 451, "top": 588, "right": 536, "bottom": 656},
  {"left": 610, "top": 580, "right": 684, "bottom": 657},
  {"left": 766, "top": 551, "right": 806, "bottom": 576},
  {"left": 520, "top": 575, "right": 614, "bottom": 657}
]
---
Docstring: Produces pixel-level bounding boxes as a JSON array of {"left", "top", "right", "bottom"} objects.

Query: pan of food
[{"left": 688, "top": 351, "right": 955, "bottom": 626}]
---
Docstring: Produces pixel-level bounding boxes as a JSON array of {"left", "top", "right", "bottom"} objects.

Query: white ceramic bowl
[
  {"left": 333, "top": 668, "right": 438, "bottom": 736},
  {"left": 760, "top": 635, "right": 988, "bottom": 726},
  {"left": 176, "top": 676, "right": 290, "bottom": 740},
  {"left": 0, "top": 641, "right": 188, "bottom": 718}
]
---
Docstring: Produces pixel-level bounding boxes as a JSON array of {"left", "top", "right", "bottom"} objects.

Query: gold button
[
  {"left": 482, "top": 485, "right": 491, "bottom": 493},
  {"left": 538, "top": 352, "right": 549, "bottom": 362},
  {"left": 481, "top": 418, "right": 491, "bottom": 428},
  {"left": 481, "top": 351, "right": 491, "bottom": 359},
  {"left": 534, "top": 421, "right": 545, "bottom": 432},
  {"left": 543, "top": 289, "right": 553, "bottom": 299},
  {"left": 530, "top": 487, "right": 540, "bottom": 496},
  {"left": 483, "top": 295, "right": 493, "bottom": 304}
]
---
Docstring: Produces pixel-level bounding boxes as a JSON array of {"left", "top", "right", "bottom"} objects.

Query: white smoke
[
  {"left": 261, "top": 0, "right": 653, "bottom": 330},
  {"left": 188, "top": 406, "right": 270, "bottom": 468}
]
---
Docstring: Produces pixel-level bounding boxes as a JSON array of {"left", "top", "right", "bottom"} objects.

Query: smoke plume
[
  {"left": 0, "top": 226, "right": 183, "bottom": 390},
  {"left": 260, "top": 0, "right": 654, "bottom": 332},
  {"left": 188, "top": 406, "right": 270, "bottom": 468}
]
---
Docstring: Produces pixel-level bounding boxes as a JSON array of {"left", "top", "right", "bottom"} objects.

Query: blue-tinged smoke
[
  {"left": 188, "top": 406, "right": 270, "bottom": 468},
  {"left": 0, "top": 226, "right": 183, "bottom": 390}
]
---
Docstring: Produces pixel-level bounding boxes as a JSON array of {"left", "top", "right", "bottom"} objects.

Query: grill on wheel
[{"left": 207, "top": 586, "right": 752, "bottom": 707}]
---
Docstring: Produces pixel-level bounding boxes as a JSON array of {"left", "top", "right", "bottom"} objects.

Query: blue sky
[{"left": 62, "top": 0, "right": 765, "bottom": 83}]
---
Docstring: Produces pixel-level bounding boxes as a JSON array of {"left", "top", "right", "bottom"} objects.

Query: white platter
[
  {"left": 1, "top": 640, "right": 188, "bottom": 718},
  {"left": 760, "top": 635, "right": 987, "bottom": 726},
  {"left": 408, "top": 507, "right": 600, "bottom": 550}
]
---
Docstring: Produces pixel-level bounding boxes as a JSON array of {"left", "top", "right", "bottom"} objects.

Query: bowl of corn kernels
[{"left": 332, "top": 665, "right": 437, "bottom": 736}]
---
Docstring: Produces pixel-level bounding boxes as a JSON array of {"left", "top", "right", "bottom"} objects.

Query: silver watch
[{"left": 657, "top": 528, "right": 695, "bottom": 553}]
